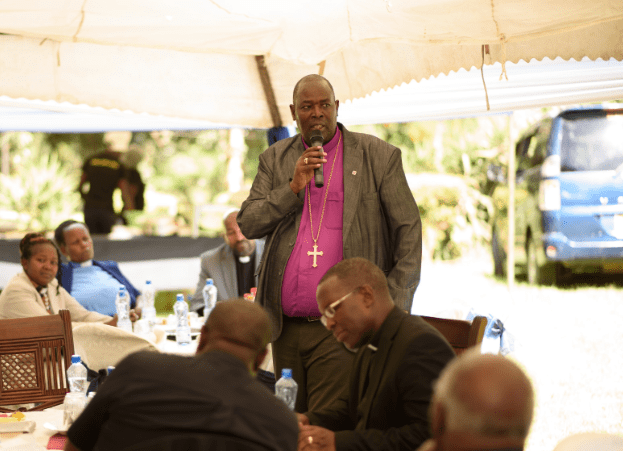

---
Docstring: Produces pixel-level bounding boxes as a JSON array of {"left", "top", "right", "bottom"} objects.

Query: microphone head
[{"left": 309, "top": 130, "right": 324, "bottom": 148}]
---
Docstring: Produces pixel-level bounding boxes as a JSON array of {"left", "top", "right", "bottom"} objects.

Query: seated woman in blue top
[{"left": 54, "top": 220, "right": 141, "bottom": 317}]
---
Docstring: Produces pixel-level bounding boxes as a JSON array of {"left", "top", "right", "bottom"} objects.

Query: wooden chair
[
  {"left": 0, "top": 309, "right": 74, "bottom": 411},
  {"left": 420, "top": 315, "right": 487, "bottom": 355}
]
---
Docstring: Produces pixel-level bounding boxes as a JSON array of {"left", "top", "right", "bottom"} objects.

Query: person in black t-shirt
[
  {"left": 119, "top": 147, "right": 145, "bottom": 225},
  {"left": 79, "top": 148, "right": 131, "bottom": 234}
]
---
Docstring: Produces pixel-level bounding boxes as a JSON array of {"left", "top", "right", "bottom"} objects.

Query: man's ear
[
  {"left": 359, "top": 284, "right": 375, "bottom": 308},
  {"left": 289, "top": 104, "right": 296, "bottom": 121},
  {"left": 196, "top": 325, "right": 210, "bottom": 353},
  {"left": 59, "top": 244, "right": 67, "bottom": 258},
  {"left": 252, "top": 347, "right": 268, "bottom": 374}
]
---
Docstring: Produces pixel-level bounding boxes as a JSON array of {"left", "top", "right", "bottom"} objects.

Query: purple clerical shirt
[{"left": 281, "top": 129, "right": 344, "bottom": 317}]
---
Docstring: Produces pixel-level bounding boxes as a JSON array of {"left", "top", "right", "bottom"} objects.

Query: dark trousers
[
  {"left": 273, "top": 316, "right": 355, "bottom": 413},
  {"left": 84, "top": 208, "right": 118, "bottom": 234}
]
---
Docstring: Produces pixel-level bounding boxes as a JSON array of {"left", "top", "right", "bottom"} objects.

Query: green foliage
[
  {"left": 348, "top": 118, "right": 509, "bottom": 259},
  {"left": 154, "top": 132, "right": 227, "bottom": 205},
  {"left": 243, "top": 129, "right": 268, "bottom": 181},
  {"left": 0, "top": 132, "right": 82, "bottom": 232},
  {"left": 46, "top": 133, "right": 106, "bottom": 160},
  {"left": 128, "top": 130, "right": 233, "bottom": 235},
  {"left": 0, "top": 110, "right": 545, "bottom": 258},
  {"left": 411, "top": 174, "right": 492, "bottom": 260}
]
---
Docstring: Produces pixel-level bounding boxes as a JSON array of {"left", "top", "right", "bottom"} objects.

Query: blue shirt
[
  {"left": 71, "top": 263, "right": 123, "bottom": 316},
  {"left": 58, "top": 260, "right": 139, "bottom": 315}
]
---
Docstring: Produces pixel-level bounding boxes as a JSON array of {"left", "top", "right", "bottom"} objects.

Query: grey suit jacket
[
  {"left": 238, "top": 124, "right": 422, "bottom": 341},
  {"left": 189, "top": 240, "right": 265, "bottom": 312},
  {"left": 306, "top": 308, "right": 455, "bottom": 451}
]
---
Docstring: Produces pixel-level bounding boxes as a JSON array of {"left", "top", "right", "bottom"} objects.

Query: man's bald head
[
  {"left": 197, "top": 300, "right": 271, "bottom": 371},
  {"left": 292, "top": 74, "right": 335, "bottom": 105},
  {"left": 432, "top": 348, "right": 534, "bottom": 444}
]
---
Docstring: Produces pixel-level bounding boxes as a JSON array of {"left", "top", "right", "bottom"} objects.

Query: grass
[
  {"left": 155, "top": 289, "right": 194, "bottom": 315},
  {"left": 414, "top": 252, "right": 623, "bottom": 451}
]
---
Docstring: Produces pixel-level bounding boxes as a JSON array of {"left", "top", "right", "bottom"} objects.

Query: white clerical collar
[
  {"left": 238, "top": 256, "right": 251, "bottom": 264},
  {"left": 80, "top": 260, "right": 93, "bottom": 267}
]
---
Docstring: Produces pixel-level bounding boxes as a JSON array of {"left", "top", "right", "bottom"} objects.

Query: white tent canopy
[
  {"left": 338, "top": 57, "right": 623, "bottom": 125},
  {"left": 0, "top": 0, "right": 621, "bottom": 128}
]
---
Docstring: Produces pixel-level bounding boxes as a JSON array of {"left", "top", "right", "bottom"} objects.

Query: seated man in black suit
[
  {"left": 417, "top": 348, "right": 535, "bottom": 451},
  {"left": 64, "top": 300, "right": 298, "bottom": 451},
  {"left": 297, "top": 257, "right": 455, "bottom": 451}
]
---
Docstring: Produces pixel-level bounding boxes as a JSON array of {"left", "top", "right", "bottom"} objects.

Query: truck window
[{"left": 561, "top": 114, "right": 623, "bottom": 172}]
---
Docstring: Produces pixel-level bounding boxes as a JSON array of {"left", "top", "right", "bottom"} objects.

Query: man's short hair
[
  {"left": 206, "top": 299, "right": 271, "bottom": 353},
  {"left": 433, "top": 348, "right": 534, "bottom": 440},
  {"left": 54, "top": 220, "right": 88, "bottom": 246},
  {"left": 319, "top": 257, "right": 390, "bottom": 299},
  {"left": 292, "top": 74, "right": 336, "bottom": 105}
]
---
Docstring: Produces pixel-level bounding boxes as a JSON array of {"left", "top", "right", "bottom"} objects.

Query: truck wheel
[{"left": 527, "top": 235, "right": 555, "bottom": 285}]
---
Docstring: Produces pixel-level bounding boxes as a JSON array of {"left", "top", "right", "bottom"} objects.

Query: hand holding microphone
[
  {"left": 310, "top": 130, "right": 324, "bottom": 188},
  {"left": 289, "top": 131, "right": 327, "bottom": 194}
]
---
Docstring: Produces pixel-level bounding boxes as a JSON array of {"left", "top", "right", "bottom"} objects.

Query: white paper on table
[
  {"left": 0, "top": 421, "right": 35, "bottom": 433},
  {"left": 0, "top": 431, "right": 46, "bottom": 451}
]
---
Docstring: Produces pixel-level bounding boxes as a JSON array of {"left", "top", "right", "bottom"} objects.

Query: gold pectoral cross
[{"left": 307, "top": 244, "right": 323, "bottom": 268}]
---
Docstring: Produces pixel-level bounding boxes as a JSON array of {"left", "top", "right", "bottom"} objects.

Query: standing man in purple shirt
[{"left": 237, "top": 74, "right": 422, "bottom": 413}]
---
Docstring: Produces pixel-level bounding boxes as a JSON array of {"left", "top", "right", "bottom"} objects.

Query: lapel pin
[{"left": 352, "top": 171, "right": 357, "bottom": 175}]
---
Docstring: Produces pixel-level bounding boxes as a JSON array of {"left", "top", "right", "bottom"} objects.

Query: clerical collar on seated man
[{"left": 69, "top": 260, "right": 93, "bottom": 268}]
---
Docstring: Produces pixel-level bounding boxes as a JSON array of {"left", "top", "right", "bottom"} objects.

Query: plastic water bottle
[
  {"left": 63, "top": 391, "right": 87, "bottom": 425},
  {"left": 202, "top": 279, "right": 218, "bottom": 317},
  {"left": 141, "top": 280, "right": 157, "bottom": 328},
  {"left": 275, "top": 368, "right": 298, "bottom": 410},
  {"left": 115, "top": 286, "right": 132, "bottom": 332},
  {"left": 67, "top": 355, "right": 88, "bottom": 393},
  {"left": 174, "top": 293, "right": 191, "bottom": 345}
]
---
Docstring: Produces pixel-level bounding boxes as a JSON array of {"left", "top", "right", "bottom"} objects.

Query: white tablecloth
[
  {"left": 156, "top": 335, "right": 274, "bottom": 373},
  {"left": 0, "top": 408, "right": 64, "bottom": 450},
  {"left": 156, "top": 337, "right": 199, "bottom": 355}
]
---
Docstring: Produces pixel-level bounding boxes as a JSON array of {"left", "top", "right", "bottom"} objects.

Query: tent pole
[
  {"left": 507, "top": 112, "right": 515, "bottom": 290},
  {"left": 255, "top": 55, "right": 283, "bottom": 128}
]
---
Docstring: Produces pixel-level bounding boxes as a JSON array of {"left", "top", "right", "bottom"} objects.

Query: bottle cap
[
  {"left": 282, "top": 368, "right": 293, "bottom": 378},
  {"left": 176, "top": 293, "right": 185, "bottom": 302},
  {"left": 71, "top": 355, "right": 81, "bottom": 364},
  {"left": 145, "top": 280, "right": 152, "bottom": 285},
  {"left": 206, "top": 279, "right": 213, "bottom": 286}
]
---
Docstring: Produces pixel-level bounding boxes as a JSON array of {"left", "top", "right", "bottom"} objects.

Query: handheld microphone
[{"left": 310, "top": 130, "right": 324, "bottom": 188}]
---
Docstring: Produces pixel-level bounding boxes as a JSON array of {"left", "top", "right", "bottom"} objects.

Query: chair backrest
[
  {"left": 72, "top": 322, "right": 157, "bottom": 371},
  {"left": 420, "top": 315, "right": 487, "bottom": 355},
  {"left": 0, "top": 309, "right": 74, "bottom": 411},
  {"left": 123, "top": 432, "right": 275, "bottom": 451}
]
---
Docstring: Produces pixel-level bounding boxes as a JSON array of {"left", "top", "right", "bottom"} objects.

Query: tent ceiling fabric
[
  {"left": 1, "top": 57, "right": 621, "bottom": 132},
  {"left": 0, "top": 0, "right": 621, "bottom": 128}
]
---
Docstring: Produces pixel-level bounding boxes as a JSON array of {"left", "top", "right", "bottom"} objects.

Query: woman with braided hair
[{"left": 0, "top": 232, "right": 118, "bottom": 326}]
